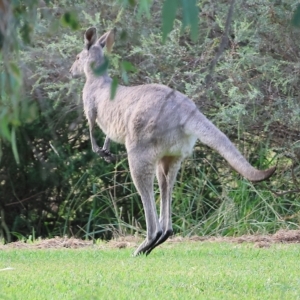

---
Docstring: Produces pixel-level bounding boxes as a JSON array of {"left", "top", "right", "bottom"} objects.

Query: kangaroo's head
[{"left": 69, "top": 27, "right": 115, "bottom": 78}]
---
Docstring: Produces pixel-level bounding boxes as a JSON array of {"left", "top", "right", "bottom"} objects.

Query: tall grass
[{"left": 52, "top": 152, "right": 300, "bottom": 241}]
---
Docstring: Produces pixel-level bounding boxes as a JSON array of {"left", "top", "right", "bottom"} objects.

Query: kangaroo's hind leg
[
  {"left": 127, "top": 149, "right": 162, "bottom": 256},
  {"left": 145, "top": 156, "right": 182, "bottom": 255}
]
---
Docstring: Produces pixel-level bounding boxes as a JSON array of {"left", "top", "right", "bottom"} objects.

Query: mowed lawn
[{"left": 1, "top": 241, "right": 300, "bottom": 300}]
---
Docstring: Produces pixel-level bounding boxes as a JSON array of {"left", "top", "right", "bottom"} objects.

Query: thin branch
[
  {"left": 266, "top": 187, "right": 300, "bottom": 197},
  {"left": 5, "top": 191, "right": 45, "bottom": 206},
  {"left": 206, "top": 0, "right": 235, "bottom": 85},
  {"left": 1, "top": 208, "right": 11, "bottom": 242}
]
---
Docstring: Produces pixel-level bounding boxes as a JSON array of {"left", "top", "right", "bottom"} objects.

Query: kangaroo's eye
[{"left": 76, "top": 56, "right": 79, "bottom": 60}]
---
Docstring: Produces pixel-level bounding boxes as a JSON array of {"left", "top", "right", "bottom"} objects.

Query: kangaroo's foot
[
  {"left": 145, "top": 229, "right": 173, "bottom": 256},
  {"left": 133, "top": 230, "right": 162, "bottom": 256}
]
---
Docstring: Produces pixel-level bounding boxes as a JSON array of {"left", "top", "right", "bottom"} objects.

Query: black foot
[
  {"left": 133, "top": 231, "right": 162, "bottom": 256},
  {"left": 145, "top": 229, "right": 173, "bottom": 256},
  {"left": 96, "top": 148, "right": 115, "bottom": 163}
]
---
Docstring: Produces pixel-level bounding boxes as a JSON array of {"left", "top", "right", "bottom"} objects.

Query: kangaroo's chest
[{"left": 95, "top": 100, "right": 127, "bottom": 144}]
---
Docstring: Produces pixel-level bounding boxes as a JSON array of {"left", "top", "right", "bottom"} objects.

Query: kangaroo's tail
[{"left": 185, "top": 111, "right": 276, "bottom": 182}]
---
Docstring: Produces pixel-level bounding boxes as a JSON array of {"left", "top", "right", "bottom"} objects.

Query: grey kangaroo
[{"left": 69, "top": 27, "right": 276, "bottom": 256}]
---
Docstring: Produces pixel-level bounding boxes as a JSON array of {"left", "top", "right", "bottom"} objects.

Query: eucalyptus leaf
[
  {"left": 137, "top": 0, "right": 152, "bottom": 18},
  {"left": 92, "top": 57, "right": 109, "bottom": 76},
  {"left": 121, "top": 61, "right": 137, "bottom": 72},
  {"left": 291, "top": 4, "right": 300, "bottom": 27},
  {"left": 11, "top": 127, "right": 20, "bottom": 164},
  {"left": 61, "top": 12, "right": 80, "bottom": 30},
  {"left": 181, "top": 0, "right": 199, "bottom": 41},
  {"left": 162, "top": 0, "right": 179, "bottom": 42},
  {"left": 110, "top": 77, "right": 119, "bottom": 100}
]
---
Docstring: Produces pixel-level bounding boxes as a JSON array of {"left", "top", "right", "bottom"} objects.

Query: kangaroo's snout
[{"left": 69, "top": 64, "right": 81, "bottom": 79}]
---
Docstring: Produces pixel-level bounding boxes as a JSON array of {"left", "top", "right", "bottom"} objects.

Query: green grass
[{"left": 1, "top": 242, "right": 300, "bottom": 300}]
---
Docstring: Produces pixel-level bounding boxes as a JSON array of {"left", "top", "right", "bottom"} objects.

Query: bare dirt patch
[
  {"left": 170, "top": 229, "right": 300, "bottom": 248},
  {"left": 1, "top": 230, "right": 300, "bottom": 250},
  {"left": 0, "top": 235, "right": 140, "bottom": 250}
]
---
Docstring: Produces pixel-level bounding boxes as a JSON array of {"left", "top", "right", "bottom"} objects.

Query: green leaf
[
  {"left": 137, "top": 0, "right": 152, "bottom": 18},
  {"left": 0, "top": 31, "right": 4, "bottom": 49},
  {"left": 117, "top": 0, "right": 136, "bottom": 6},
  {"left": 122, "top": 70, "right": 129, "bottom": 84},
  {"left": 291, "top": 4, "right": 300, "bottom": 27},
  {"left": 128, "top": 0, "right": 136, "bottom": 5},
  {"left": 92, "top": 57, "right": 109, "bottom": 76},
  {"left": 110, "top": 77, "right": 119, "bottom": 100},
  {"left": 162, "top": 0, "right": 179, "bottom": 42},
  {"left": 120, "top": 30, "right": 128, "bottom": 41},
  {"left": 9, "top": 62, "right": 22, "bottom": 86},
  {"left": 20, "top": 22, "right": 32, "bottom": 44},
  {"left": 121, "top": 61, "right": 137, "bottom": 85},
  {"left": 181, "top": 0, "right": 199, "bottom": 41},
  {"left": 0, "top": 114, "right": 11, "bottom": 141},
  {"left": 121, "top": 61, "right": 137, "bottom": 72},
  {"left": 60, "top": 12, "right": 80, "bottom": 30},
  {"left": 11, "top": 127, "right": 20, "bottom": 164}
]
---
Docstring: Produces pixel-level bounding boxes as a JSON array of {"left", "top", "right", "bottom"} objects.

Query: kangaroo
[{"left": 69, "top": 27, "right": 276, "bottom": 256}]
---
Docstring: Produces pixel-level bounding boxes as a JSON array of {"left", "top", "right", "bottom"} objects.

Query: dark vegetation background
[{"left": 1, "top": 0, "right": 300, "bottom": 242}]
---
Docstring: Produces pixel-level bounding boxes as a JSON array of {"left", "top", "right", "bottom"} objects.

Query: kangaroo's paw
[
  {"left": 102, "top": 150, "right": 116, "bottom": 163},
  {"left": 145, "top": 229, "right": 173, "bottom": 256},
  {"left": 95, "top": 148, "right": 115, "bottom": 163},
  {"left": 133, "top": 231, "right": 162, "bottom": 256}
]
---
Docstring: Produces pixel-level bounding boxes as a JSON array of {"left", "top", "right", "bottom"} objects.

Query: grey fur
[{"left": 69, "top": 27, "right": 276, "bottom": 256}]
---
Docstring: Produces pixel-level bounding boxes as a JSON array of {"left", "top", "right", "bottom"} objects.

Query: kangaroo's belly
[
  {"left": 164, "top": 134, "right": 197, "bottom": 158},
  {"left": 105, "top": 130, "right": 126, "bottom": 144},
  {"left": 96, "top": 119, "right": 126, "bottom": 145}
]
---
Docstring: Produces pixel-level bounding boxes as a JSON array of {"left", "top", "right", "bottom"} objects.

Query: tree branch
[{"left": 206, "top": 0, "right": 235, "bottom": 85}]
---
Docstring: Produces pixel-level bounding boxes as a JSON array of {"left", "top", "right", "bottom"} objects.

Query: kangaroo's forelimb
[
  {"left": 86, "top": 109, "right": 115, "bottom": 162},
  {"left": 100, "top": 136, "right": 115, "bottom": 163},
  {"left": 101, "top": 136, "right": 127, "bottom": 163}
]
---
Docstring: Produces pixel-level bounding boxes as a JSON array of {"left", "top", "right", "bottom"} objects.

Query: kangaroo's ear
[
  {"left": 97, "top": 28, "right": 116, "bottom": 53},
  {"left": 84, "top": 27, "right": 97, "bottom": 50}
]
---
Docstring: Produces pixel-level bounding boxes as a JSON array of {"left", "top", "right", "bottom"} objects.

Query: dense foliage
[{"left": 1, "top": 0, "right": 300, "bottom": 242}]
